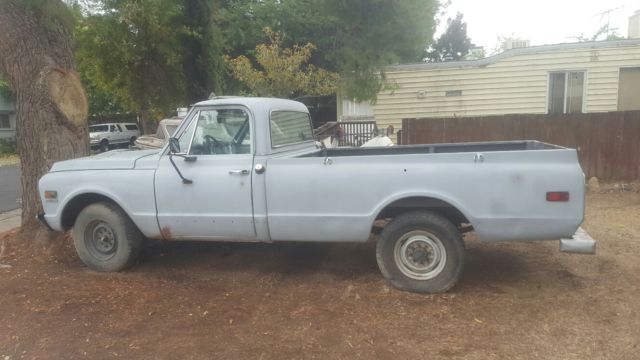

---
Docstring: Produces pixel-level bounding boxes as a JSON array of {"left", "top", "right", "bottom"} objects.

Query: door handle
[{"left": 229, "top": 169, "right": 250, "bottom": 175}]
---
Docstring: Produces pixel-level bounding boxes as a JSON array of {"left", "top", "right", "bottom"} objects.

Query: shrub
[{"left": 0, "top": 138, "right": 17, "bottom": 155}]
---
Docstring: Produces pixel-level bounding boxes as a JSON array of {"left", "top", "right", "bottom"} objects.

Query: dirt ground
[{"left": 1, "top": 192, "right": 639, "bottom": 359}]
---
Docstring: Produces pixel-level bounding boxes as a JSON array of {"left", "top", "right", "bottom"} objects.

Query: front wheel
[
  {"left": 376, "top": 211, "right": 465, "bottom": 293},
  {"left": 72, "top": 202, "right": 143, "bottom": 272}
]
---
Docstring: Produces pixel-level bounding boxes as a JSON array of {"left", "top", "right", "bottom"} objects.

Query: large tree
[
  {"left": 425, "top": 12, "right": 472, "bottom": 62},
  {"left": 75, "top": 0, "right": 188, "bottom": 132},
  {"left": 182, "top": 0, "right": 226, "bottom": 102},
  {"left": 0, "top": 0, "right": 89, "bottom": 231}
]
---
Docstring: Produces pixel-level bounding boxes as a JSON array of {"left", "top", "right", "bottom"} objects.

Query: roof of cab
[{"left": 193, "top": 97, "right": 308, "bottom": 113}]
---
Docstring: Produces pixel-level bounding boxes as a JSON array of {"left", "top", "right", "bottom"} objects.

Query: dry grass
[
  {"left": 0, "top": 192, "right": 639, "bottom": 359},
  {"left": 0, "top": 154, "right": 19, "bottom": 166}
]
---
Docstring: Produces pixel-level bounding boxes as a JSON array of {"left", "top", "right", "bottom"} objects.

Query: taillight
[{"left": 546, "top": 191, "right": 569, "bottom": 202}]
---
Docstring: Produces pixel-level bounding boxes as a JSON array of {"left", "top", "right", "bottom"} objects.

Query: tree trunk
[{"left": 0, "top": 1, "right": 89, "bottom": 232}]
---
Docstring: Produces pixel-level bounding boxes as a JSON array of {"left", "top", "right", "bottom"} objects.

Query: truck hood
[{"left": 49, "top": 149, "right": 160, "bottom": 172}]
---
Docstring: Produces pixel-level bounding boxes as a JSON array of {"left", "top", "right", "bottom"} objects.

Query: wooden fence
[{"left": 401, "top": 111, "right": 640, "bottom": 180}]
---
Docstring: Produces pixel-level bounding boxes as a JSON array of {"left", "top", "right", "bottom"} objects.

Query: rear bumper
[
  {"left": 560, "top": 227, "right": 596, "bottom": 254},
  {"left": 36, "top": 213, "right": 54, "bottom": 232}
]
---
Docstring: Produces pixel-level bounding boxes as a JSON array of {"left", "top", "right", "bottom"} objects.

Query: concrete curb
[{"left": 0, "top": 209, "right": 21, "bottom": 233}]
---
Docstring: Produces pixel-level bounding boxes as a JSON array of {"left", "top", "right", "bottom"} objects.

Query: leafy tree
[
  {"left": 425, "top": 12, "right": 471, "bottom": 62},
  {"left": 75, "top": 0, "right": 188, "bottom": 132},
  {"left": 227, "top": 28, "right": 340, "bottom": 98},
  {"left": 221, "top": 0, "right": 438, "bottom": 101},
  {"left": 0, "top": 0, "right": 89, "bottom": 231},
  {"left": 182, "top": 0, "right": 226, "bottom": 102},
  {"left": 0, "top": 77, "right": 12, "bottom": 100},
  {"left": 313, "top": 0, "right": 439, "bottom": 101}
]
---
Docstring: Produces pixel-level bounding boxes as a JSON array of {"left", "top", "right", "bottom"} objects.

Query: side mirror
[{"left": 168, "top": 137, "right": 180, "bottom": 154}]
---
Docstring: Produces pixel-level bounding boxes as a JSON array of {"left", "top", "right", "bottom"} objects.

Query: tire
[
  {"left": 129, "top": 136, "right": 137, "bottom": 145},
  {"left": 376, "top": 211, "right": 465, "bottom": 293},
  {"left": 72, "top": 202, "right": 143, "bottom": 272},
  {"left": 99, "top": 139, "right": 109, "bottom": 152}
]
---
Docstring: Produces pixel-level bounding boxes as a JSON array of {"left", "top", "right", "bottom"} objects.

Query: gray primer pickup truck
[{"left": 38, "top": 97, "right": 593, "bottom": 293}]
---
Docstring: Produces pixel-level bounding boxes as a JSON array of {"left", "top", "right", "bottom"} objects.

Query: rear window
[
  {"left": 125, "top": 124, "right": 138, "bottom": 130},
  {"left": 90, "top": 125, "right": 108, "bottom": 132},
  {"left": 270, "top": 111, "right": 313, "bottom": 147}
]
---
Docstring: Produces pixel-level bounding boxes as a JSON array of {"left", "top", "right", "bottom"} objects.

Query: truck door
[{"left": 154, "top": 107, "right": 256, "bottom": 241}]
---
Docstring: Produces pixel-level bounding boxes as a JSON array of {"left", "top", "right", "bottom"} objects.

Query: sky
[{"left": 438, "top": 0, "right": 640, "bottom": 51}]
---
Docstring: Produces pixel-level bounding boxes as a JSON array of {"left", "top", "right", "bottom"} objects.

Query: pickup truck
[{"left": 38, "top": 97, "right": 593, "bottom": 293}]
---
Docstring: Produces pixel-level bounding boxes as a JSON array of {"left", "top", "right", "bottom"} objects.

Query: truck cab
[{"left": 154, "top": 98, "right": 315, "bottom": 242}]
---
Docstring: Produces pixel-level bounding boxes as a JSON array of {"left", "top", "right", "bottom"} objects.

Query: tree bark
[{"left": 0, "top": 1, "right": 89, "bottom": 232}]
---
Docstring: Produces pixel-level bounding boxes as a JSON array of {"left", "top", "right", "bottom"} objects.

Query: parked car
[
  {"left": 38, "top": 97, "right": 593, "bottom": 293},
  {"left": 89, "top": 123, "right": 140, "bottom": 152},
  {"left": 134, "top": 118, "right": 182, "bottom": 150}
]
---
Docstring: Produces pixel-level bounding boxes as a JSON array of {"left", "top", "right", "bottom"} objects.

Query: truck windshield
[{"left": 270, "top": 111, "right": 313, "bottom": 147}]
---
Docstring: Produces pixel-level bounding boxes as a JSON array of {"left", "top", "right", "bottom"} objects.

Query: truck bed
[{"left": 303, "top": 140, "right": 566, "bottom": 157}]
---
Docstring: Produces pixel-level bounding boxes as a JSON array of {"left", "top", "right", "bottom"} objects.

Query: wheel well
[
  {"left": 61, "top": 193, "right": 118, "bottom": 230},
  {"left": 374, "top": 196, "right": 470, "bottom": 229}
]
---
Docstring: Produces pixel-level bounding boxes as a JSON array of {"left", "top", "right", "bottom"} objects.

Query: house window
[
  {"left": 548, "top": 71, "right": 585, "bottom": 114},
  {"left": 0, "top": 114, "right": 10, "bottom": 129},
  {"left": 618, "top": 67, "right": 640, "bottom": 111}
]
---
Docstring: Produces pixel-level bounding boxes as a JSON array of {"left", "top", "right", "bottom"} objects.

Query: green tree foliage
[
  {"left": 182, "top": 0, "right": 226, "bottom": 102},
  {"left": 425, "top": 12, "right": 471, "bottom": 62},
  {"left": 227, "top": 28, "right": 340, "bottom": 98},
  {"left": 220, "top": 0, "right": 438, "bottom": 101},
  {"left": 74, "top": 0, "right": 438, "bottom": 110},
  {"left": 321, "top": 0, "right": 438, "bottom": 101},
  {"left": 0, "top": 77, "right": 12, "bottom": 100},
  {"left": 75, "top": 0, "right": 188, "bottom": 123}
]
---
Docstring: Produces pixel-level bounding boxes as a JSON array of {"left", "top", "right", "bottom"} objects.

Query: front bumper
[{"left": 36, "top": 213, "right": 54, "bottom": 232}]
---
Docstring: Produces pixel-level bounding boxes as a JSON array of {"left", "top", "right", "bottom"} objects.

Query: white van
[{"left": 89, "top": 123, "right": 140, "bottom": 151}]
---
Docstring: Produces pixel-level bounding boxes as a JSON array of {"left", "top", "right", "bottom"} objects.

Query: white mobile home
[{"left": 342, "top": 40, "right": 640, "bottom": 134}]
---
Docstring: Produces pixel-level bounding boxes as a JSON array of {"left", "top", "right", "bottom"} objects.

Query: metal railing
[{"left": 337, "top": 121, "right": 376, "bottom": 147}]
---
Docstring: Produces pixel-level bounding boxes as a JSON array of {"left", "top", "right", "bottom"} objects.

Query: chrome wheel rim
[
  {"left": 85, "top": 221, "right": 118, "bottom": 260},
  {"left": 394, "top": 230, "right": 447, "bottom": 280}
]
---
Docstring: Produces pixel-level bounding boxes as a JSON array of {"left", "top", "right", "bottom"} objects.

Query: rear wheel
[
  {"left": 376, "top": 211, "right": 465, "bottom": 293},
  {"left": 72, "top": 202, "right": 143, "bottom": 272},
  {"left": 129, "top": 136, "right": 137, "bottom": 145}
]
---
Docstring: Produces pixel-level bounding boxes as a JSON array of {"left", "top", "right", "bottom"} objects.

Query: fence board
[{"left": 402, "top": 111, "right": 640, "bottom": 180}]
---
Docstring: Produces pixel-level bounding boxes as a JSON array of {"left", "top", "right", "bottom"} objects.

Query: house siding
[
  {"left": 0, "top": 94, "right": 16, "bottom": 141},
  {"left": 373, "top": 43, "right": 640, "bottom": 132}
]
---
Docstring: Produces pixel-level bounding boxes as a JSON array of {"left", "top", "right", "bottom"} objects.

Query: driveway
[{"left": 0, "top": 164, "right": 21, "bottom": 212}]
